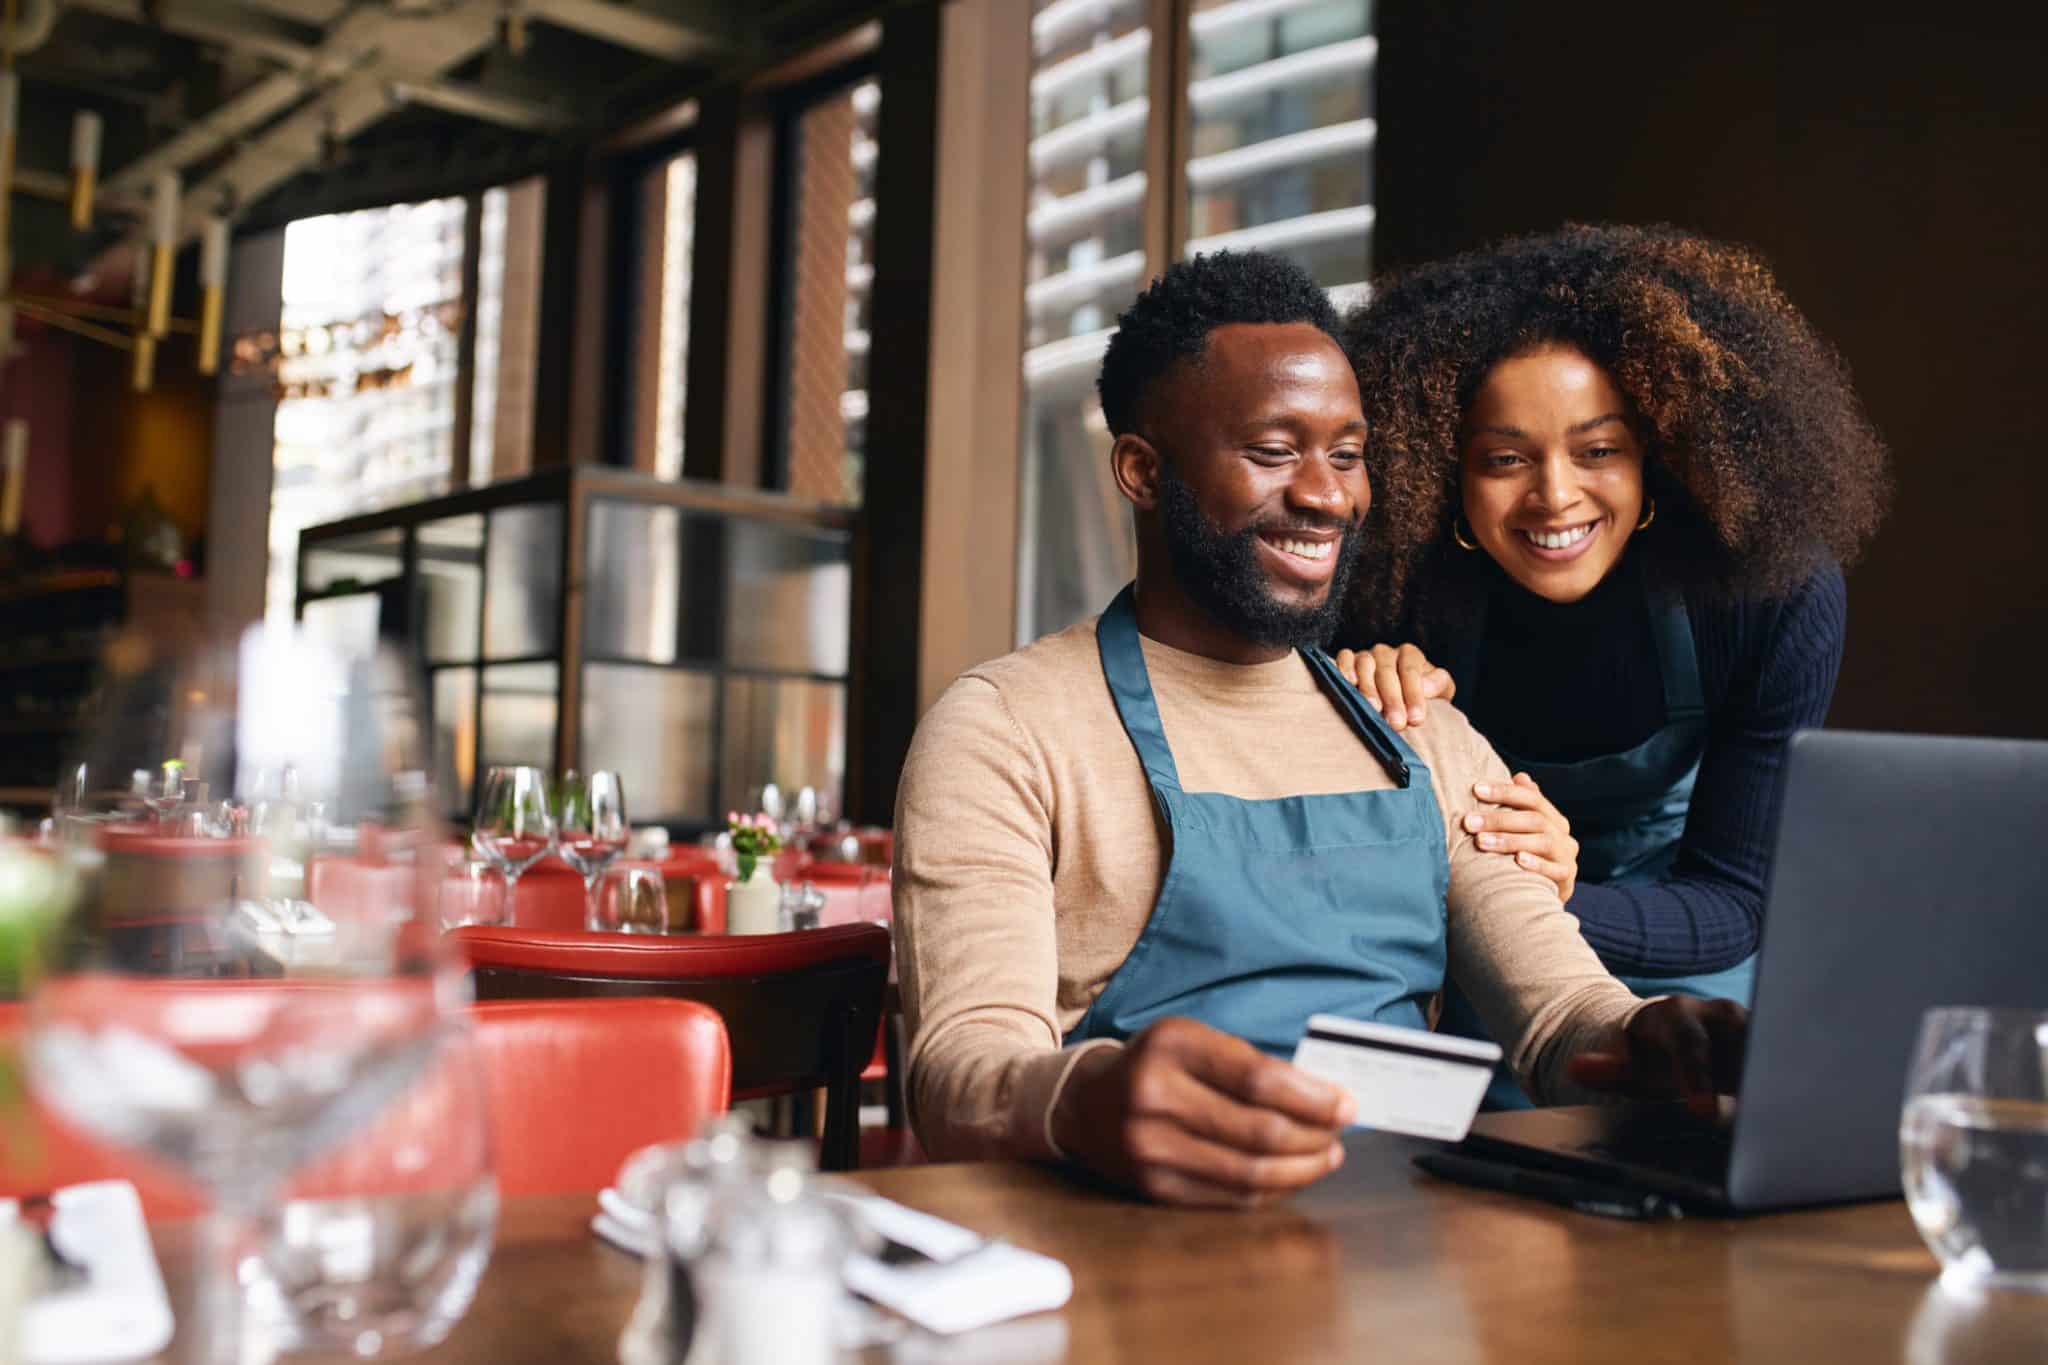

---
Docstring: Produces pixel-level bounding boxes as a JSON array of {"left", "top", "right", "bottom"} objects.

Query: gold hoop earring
[
  {"left": 1635, "top": 498, "right": 1657, "bottom": 532},
  {"left": 1452, "top": 516, "right": 1480, "bottom": 552}
]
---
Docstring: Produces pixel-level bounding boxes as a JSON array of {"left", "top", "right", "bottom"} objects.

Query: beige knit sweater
[{"left": 892, "top": 616, "right": 1646, "bottom": 1162}]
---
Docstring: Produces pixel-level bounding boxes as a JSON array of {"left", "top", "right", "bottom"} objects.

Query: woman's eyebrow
[{"left": 1568, "top": 411, "right": 1629, "bottom": 435}]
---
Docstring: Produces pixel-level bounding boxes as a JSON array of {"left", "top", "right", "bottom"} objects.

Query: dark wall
[{"left": 1376, "top": 2, "right": 2048, "bottom": 739}]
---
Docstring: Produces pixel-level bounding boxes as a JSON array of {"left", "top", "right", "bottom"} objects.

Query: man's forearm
[{"left": 909, "top": 1019, "right": 1122, "bottom": 1163}]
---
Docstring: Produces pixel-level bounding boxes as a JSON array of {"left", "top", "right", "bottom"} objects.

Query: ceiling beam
[
  {"left": 386, "top": 78, "right": 568, "bottom": 132},
  {"left": 171, "top": 1, "right": 505, "bottom": 239},
  {"left": 527, "top": 0, "right": 738, "bottom": 62},
  {"left": 62, "top": 0, "right": 332, "bottom": 72}
]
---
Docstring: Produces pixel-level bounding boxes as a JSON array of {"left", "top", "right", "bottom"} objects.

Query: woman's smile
[{"left": 1511, "top": 516, "right": 1607, "bottom": 562}]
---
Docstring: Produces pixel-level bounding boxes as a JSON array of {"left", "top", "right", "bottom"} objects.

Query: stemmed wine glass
[
  {"left": 23, "top": 624, "right": 479, "bottom": 1364},
  {"left": 556, "top": 770, "right": 629, "bottom": 932},
  {"left": 472, "top": 766, "right": 556, "bottom": 917}
]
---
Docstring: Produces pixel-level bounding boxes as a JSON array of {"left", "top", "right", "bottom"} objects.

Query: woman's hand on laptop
[
  {"left": 1050, "top": 1017, "right": 1355, "bottom": 1208},
  {"left": 1566, "top": 997, "right": 1748, "bottom": 1119}
]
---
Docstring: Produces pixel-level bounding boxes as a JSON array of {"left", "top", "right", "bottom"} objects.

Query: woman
[{"left": 1336, "top": 224, "right": 1889, "bottom": 1102}]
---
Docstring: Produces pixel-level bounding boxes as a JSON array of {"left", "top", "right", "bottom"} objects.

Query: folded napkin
[
  {"left": 0, "top": 1180, "right": 174, "bottom": 1365},
  {"left": 590, "top": 1182, "right": 1072, "bottom": 1337}
]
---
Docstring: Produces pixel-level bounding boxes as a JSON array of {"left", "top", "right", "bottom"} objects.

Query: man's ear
[{"left": 1112, "top": 433, "right": 1163, "bottom": 512}]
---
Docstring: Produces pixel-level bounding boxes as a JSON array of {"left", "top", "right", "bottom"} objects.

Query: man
[{"left": 893, "top": 251, "right": 1744, "bottom": 1207}]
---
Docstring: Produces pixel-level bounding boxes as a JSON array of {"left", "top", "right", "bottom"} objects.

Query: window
[
  {"left": 773, "top": 76, "right": 879, "bottom": 506},
  {"left": 1187, "top": 0, "right": 1373, "bottom": 301},
  {"left": 1016, "top": 0, "right": 1375, "bottom": 641},
  {"left": 1018, "top": 0, "right": 1152, "bottom": 641},
  {"left": 270, "top": 196, "right": 467, "bottom": 626}
]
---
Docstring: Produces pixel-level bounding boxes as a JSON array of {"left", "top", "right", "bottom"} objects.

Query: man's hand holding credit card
[{"left": 1290, "top": 1014, "right": 1502, "bottom": 1141}]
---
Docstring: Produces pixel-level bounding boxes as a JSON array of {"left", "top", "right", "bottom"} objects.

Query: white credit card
[{"left": 1290, "top": 1013, "right": 1503, "bottom": 1142}]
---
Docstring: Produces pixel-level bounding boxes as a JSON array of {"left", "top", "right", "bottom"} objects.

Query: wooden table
[{"left": 150, "top": 1129, "right": 2048, "bottom": 1363}]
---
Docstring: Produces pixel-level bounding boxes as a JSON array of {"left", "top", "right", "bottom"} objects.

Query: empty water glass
[
  {"left": 1900, "top": 1006, "right": 2048, "bottom": 1291},
  {"left": 594, "top": 867, "right": 669, "bottom": 935}
]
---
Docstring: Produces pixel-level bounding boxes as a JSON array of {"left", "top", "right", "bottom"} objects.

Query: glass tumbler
[
  {"left": 595, "top": 867, "right": 670, "bottom": 934},
  {"left": 1900, "top": 1006, "right": 2048, "bottom": 1291}
]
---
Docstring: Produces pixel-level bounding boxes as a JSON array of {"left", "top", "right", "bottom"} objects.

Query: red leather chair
[
  {"left": 467, "top": 998, "right": 729, "bottom": 1196},
  {"left": 0, "top": 994, "right": 731, "bottom": 1210},
  {"left": 445, "top": 923, "right": 890, "bottom": 1172}
]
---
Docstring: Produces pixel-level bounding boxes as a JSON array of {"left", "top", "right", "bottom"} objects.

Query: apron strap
[
  {"left": 1647, "top": 590, "right": 1707, "bottom": 724},
  {"left": 1097, "top": 585, "right": 1184, "bottom": 793},
  {"left": 1303, "top": 647, "right": 1414, "bottom": 788}
]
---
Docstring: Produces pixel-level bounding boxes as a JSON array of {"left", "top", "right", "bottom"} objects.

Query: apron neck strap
[
  {"left": 1647, "top": 588, "right": 1707, "bottom": 722},
  {"left": 1302, "top": 647, "right": 1414, "bottom": 787},
  {"left": 1097, "top": 585, "right": 1184, "bottom": 793}
]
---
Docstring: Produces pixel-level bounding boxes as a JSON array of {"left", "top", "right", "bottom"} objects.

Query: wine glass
[
  {"left": 23, "top": 624, "right": 474, "bottom": 1365},
  {"left": 472, "top": 766, "right": 555, "bottom": 916},
  {"left": 557, "top": 770, "right": 629, "bottom": 931}
]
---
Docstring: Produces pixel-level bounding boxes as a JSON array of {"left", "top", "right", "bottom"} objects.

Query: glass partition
[
  {"left": 300, "top": 527, "right": 406, "bottom": 595},
  {"left": 297, "top": 468, "right": 855, "bottom": 828},
  {"left": 479, "top": 662, "right": 559, "bottom": 774},
  {"left": 582, "top": 663, "right": 719, "bottom": 824},
  {"left": 418, "top": 514, "right": 485, "bottom": 663},
  {"left": 482, "top": 503, "right": 562, "bottom": 659}
]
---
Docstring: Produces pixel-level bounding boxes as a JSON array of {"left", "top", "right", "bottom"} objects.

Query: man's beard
[{"left": 1155, "top": 459, "right": 1363, "bottom": 651}]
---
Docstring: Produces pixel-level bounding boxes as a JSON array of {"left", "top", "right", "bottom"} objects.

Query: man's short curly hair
[
  {"left": 1098, "top": 250, "right": 1343, "bottom": 437},
  {"left": 1340, "top": 223, "right": 1891, "bottom": 635}
]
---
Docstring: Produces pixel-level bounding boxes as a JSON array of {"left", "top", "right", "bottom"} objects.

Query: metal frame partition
[{"left": 296, "top": 467, "right": 857, "bottom": 833}]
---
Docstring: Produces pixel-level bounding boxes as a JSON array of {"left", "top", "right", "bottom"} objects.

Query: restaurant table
[{"left": 145, "top": 1127, "right": 2047, "bottom": 1363}]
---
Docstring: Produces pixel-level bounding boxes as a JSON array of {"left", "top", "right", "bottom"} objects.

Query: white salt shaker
[{"left": 688, "top": 1141, "right": 850, "bottom": 1365}]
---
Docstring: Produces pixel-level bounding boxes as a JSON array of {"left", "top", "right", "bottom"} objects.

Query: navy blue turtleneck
[{"left": 1448, "top": 561, "right": 1848, "bottom": 976}]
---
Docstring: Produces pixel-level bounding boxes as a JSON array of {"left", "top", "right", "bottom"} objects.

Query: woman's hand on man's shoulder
[{"left": 1330, "top": 642, "right": 1455, "bottom": 730}]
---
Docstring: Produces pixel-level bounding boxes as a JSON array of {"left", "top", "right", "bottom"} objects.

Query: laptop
[{"left": 1452, "top": 728, "right": 2048, "bottom": 1213}]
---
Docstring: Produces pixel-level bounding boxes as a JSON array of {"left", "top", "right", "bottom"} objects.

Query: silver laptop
[{"left": 1454, "top": 729, "right": 2048, "bottom": 1213}]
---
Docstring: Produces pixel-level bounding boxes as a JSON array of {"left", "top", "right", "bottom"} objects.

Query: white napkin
[
  {"left": 0, "top": 1180, "right": 174, "bottom": 1365},
  {"left": 589, "top": 1183, "right": 1072, "bottom": 1337}
]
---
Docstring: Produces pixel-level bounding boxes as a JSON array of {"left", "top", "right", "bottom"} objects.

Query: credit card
[{"left": 1290, "top": 1013, "right": 1503, "bottom": 1142}]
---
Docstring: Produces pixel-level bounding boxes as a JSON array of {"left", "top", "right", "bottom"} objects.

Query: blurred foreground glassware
[
  {"left": 23, "top": 625, "right": 473, "bottom": 1364},
  {"left": 594, "top": 866, "right": 668, "bottom": 935},
  {"left": 472, "top": 766, "right": 554, "bottom": 912},
  {"left": 688, "top": 1138, "right": 850, "bottom": 1365},
  {"left": 617, "top": 1115, "right": 756, "bottom": 1365},
  {"left": 247, "top": 1017, "right": 497, "bottom": 1358},
  {"left": 557, "top": 770, "right": 629, "bottom": 931},
  {"left": 1901, "top": 1006, "right": 2048, "bottom": 1292}
]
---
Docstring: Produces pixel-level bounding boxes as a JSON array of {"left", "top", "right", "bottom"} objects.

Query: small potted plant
[{"left": 724, "top": 812, "right": 784, "bottom": 935}]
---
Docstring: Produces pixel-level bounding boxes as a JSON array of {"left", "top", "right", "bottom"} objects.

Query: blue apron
[
  {"left": 1066, "top": 586, "right": 1450, "bottom": 1059},
  {"left": 1441, "top": 585, "right": 1756, "bottom": 1108}
]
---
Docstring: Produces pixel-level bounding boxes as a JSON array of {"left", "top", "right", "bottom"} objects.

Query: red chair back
[
  {"left": 0, "top": 993, "right": 731, "bottom": 1209},
  {"left": 468, "top": 998, "right": 729, "bottom": 1196},
  {"left": 445, "top": 923, "right": 889, "bottom": 1171}
]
